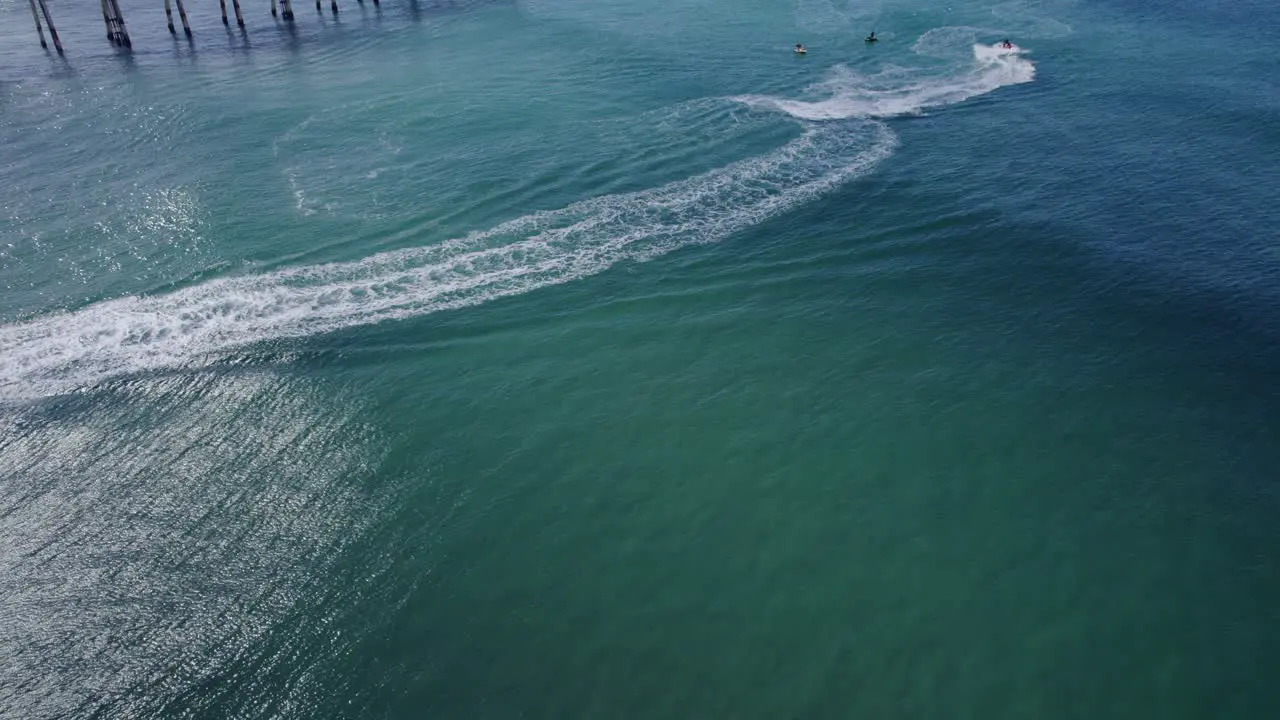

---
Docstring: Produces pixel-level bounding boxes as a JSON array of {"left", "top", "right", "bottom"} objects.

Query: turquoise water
[{"left": 2, "top": 0, "right": 1279, "bottom": 717}]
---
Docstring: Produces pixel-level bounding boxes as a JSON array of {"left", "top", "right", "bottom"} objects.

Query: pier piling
[
  {"left": 103, "top": 0, "right": 131, "bottom": 48},
  {"left": 36, "top": 0, "right": 63, "bottom": 54},
  {"left": 20, "top": 0, "right": 438, "bottom": 53},
  {"left": 28, "top": 0, "right": 47, "bottom": 50},
  {"left": 175, "top": 0, "right": 193, "bottom": 37}
]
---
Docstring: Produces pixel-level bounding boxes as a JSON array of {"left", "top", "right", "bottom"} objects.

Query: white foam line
[
  {"left": 0, "top": 120, "right": 898, "bottom": 402},
  {"left": 733, "top": 43, "right": 1036, "bottom": 121}
]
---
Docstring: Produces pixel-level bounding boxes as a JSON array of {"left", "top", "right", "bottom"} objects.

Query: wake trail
[
  {"left": 0, "top": 121, "right": 896, "bottom": 402},
  {"left": 0, "top": 38, "right": 1038, "bottom": 403},
  {"left": 734, "top": 43, "right": 1036, "bottom": 120}
]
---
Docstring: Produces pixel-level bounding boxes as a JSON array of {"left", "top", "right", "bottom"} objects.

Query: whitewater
[{"left": 0, "top": 43, "right": 1035, "bottom": 402}]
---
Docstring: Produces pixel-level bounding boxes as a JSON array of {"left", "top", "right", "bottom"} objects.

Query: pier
[
  {"left": 163, "top": 0, "right": 193, "bottom": 38},
  {"left": 23, "top": 0, "right": 407, "bottom": 54},
  {"left": 28, "top": 0, "right": 64, "bottom": 55},
  {"left": 102, "top": 0, "right": 131, "bottom": 48}
]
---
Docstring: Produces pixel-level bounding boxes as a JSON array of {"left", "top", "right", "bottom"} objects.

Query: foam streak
[
  {"left": 0, "top": 120, "right": 897, "bottom": 401},
  {"left": 734, "top": 44, "right": 1036, "bottom": 120}
]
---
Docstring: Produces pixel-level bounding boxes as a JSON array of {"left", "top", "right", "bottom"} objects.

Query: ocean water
[{"left": 2, "top": 0, "right": 1278, "bottom": 717}]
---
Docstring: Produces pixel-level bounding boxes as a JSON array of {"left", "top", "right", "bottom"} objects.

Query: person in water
[
  {"left": 795, "top": 43, "right": 806, "bottom": 52},
  {"left": 1001, "top": 38, "right": 1013, "bottom": 49},
  {"left": 866, "top": 31, "right": 877, "bottom": 42}
]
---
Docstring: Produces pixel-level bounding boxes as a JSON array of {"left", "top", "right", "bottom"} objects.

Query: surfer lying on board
[{"left": 865, "top": 31, "right": 877, "bottom": 43}]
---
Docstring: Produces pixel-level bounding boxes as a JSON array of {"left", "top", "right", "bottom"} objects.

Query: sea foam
[
  {"left": 0, "top": 120, "right": 896, "bottom": 401},
  {"left": 0, "top": 38, "right": 1036, "bottom": 402},
  {"left": 733, "top": 43, "right": 1036, "bottom": 120}
]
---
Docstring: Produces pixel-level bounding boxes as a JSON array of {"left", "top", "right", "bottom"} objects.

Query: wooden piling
[
  {"left": 175, "top": 0, "right": 192, "bottom": 37},
  {"left": 36, "top": 0, "right": 63, "bottom": 54},
  {"left": 281, "top": 0, "right": 295, "bottom": 21},
  {"left": 331, "top": 0, "right": 339, "bottom": 13},
  {"left": 104, "top": 0, "right": 131, "bottom": 48},
  {"left": 164, "top": 0, "right": 175, "bottom": 34},
  {"left": 220, "top": 0, "right": 228, "bottom": 25},
  {"left": 271, "top": 0, "right": 278, "bottom": 18},
  {"left": 28, "top": 0, "right": 48, "bottom": 50},
  {"left": 232, "top": 0, "right": 244, "bottom": 27}
]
